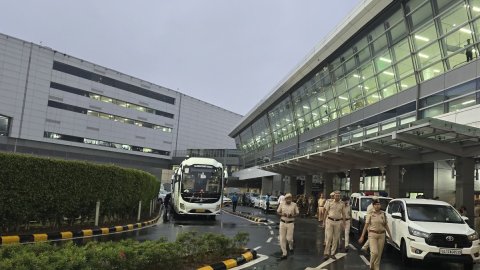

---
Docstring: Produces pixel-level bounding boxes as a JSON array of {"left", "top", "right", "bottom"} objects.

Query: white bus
[{"left": 170, "top": 157, "right": 225, "bottom": 218}]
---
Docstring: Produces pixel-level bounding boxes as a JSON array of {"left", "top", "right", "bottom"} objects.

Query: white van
[
  {"left": 349, "top": 193, "right": 392, "bottom": 234},
  {"left": 386, "top": 199, "right": 480, "bottom": 269}
]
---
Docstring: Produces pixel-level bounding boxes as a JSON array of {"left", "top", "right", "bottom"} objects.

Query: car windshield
[
  {"left": 269, "top": 196, "right": 278, "bottom": 202},
  {"left": 407, "top": 204, "right": 464, "bottom": 223},
  {"left": 361, "top": 198, "right": 390, "bottom": 211}
]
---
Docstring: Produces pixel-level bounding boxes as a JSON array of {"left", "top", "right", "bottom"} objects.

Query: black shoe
[
  {"left": 330, "top": 255, "right": 336, "bottom": 260},
  {"left": 278, "top": 255, "right": 287, "bottom": 260},
  {"left": 345, "top": 248, "right": 349, "bottom": 253},
  {"left": 289, "top": 249, "right": 294, "bottom": 255},
  {"left": 323, "top": 255, "right": 329, "bottom": 261}
]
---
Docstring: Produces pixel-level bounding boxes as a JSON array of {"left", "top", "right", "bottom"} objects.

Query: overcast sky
[{"left": 1, "top": 0, "right": 362, "bottom": 115}]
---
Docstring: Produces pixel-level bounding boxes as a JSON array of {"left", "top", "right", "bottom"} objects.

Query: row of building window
[
  {"left": 44, "top": 132, "right": 170, "bottom": 156},
  {"left": 47, "top": 100, "right": 173, "bottom": 133},
  {"left": 50, "top": 82, "right": 174, "bottom": 119},
  {"left": 0, "top": 114, "right": 9, "bottom": 136},
  {"left": 419, "top": 78, "right": 480, "bottom": 117},
  {"left": 237, "top": 0, "right": 480, "bottom": 154},
  {"left": 52, "top": 61, "right": 176, "bottom": 105}
]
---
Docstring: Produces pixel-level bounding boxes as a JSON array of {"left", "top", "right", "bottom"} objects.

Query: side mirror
[
  {"left": 462, "top": 216, "right": 469, "bottom": 222},
  {"left": 392, "top": 212, "right": 402, "bottom": 219}
]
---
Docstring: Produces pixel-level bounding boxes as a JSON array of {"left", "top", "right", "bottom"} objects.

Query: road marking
[
  {"left": 305, "top": 253, "right": 346, "bottom": 270},
  {"left": 268, "top": 226, "right": 272, "bottom": 230},
  {"left": 254, "top": 246, "right": 262, "bottom": 250},
  {"left": 232, "top": 254, "right": 269, "bottom": 270},
  {"left": 266, "top": 237, "right": 272, "bottom": 243},
  {"left": 270, "top": 230, "right": 274, "bottom": 235},
  {"left": 268, "top": 220, "right": 275, "bottom": 224},
  {"left": 348, "top": 243, "right": 357, "bottom": 250},
  {"left": 360, "top": 255, "right": 370, "bottom": 266}
]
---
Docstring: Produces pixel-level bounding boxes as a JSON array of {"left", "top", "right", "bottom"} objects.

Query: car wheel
[{"left": 401, "top": 240, "right": 412, "bottom": 266}]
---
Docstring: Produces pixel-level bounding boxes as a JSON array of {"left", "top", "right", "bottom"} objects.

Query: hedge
[
  {"left": 0, "top": 231, "right": 250, "bottom": 270},
  {"left": 0, "top": 152, "right": 160, "bottom": 232}
]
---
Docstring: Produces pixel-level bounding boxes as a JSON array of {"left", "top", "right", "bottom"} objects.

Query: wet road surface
[{"left": 79, "top": 205, "right": 480, "bottom": 270}]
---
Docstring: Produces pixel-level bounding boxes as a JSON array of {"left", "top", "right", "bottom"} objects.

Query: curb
[
  {"left": 223, "top": 210, "right": 267, "bottom": 223},
  {"left": 197, "top": 249, "right": 257, "bottom": 270},
  {"left": 0, "top": 216, "right": 160, "bottom": 245}
]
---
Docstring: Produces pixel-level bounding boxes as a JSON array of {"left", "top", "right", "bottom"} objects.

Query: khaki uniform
[
  {"left": 277, "top": 202, "right": 299, "bottom": 256},
  {"left": 318, "top": 198, "right": 326, "bottom": 222},
  {"left": 341, "top": 204, "right": 351, "bottom": 249},
  {"left": 323, "top": 198, "right": 333, "bottom": 244},
  {"left": 324, "top": 200, "right": 345, "bottom": 256},
  {"left": 362, "top": 204, "right": 374, "bottom": 250},
  {"left": 366, "top": 211, "right": 387, "bottom": 270}
]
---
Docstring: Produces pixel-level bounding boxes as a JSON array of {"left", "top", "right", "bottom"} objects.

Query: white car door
[{"left": 386, "top": 201, "right": 397, "bottom": 246}]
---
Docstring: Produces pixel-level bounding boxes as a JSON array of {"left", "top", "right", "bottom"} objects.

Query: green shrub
[
  {"left": 0, "top": 232, "right": 249, "bottom": 270},
  {"left": 0, "top": 152, "right": 160, "bottom": 231}
]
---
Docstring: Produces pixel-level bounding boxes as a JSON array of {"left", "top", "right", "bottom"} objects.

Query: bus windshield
[{"left": 181, "top": 165, "right": 221, "bottom": 195}]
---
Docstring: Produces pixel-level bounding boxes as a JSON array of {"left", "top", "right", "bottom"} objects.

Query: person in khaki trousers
[
  {"left": 317, "top": 193, "right": 326, "bottom": 223},
  {"left": 340, "top": 196, "right": 351, "bottom": 252},
  {"left": 358, "top": 198, "right": 392, "bottom": 270},
  {"left": 277, "top": 193, "right": 299, "bottom": 260},
  {"left": 323, "top": 191, "right": 345, "bottom": 260}
]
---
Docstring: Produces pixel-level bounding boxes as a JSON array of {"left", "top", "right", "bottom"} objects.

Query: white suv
[
  {"left": 386, "top": 199, "right": 480, "bottom": 269},
  {"left": 350, "top": 193, "right": 392, "bottom": 235}
]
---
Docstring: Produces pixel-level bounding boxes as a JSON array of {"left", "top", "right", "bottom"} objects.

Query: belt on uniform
[
  {"left": 369, "top": 230, "right": 385, "bottom": 234},
  {"left": 344, "top": 218, "right": 350, "bottom": 220},
  {"left": 328, "top": 217, "right": 342, "bottom": 221},
  {"left": 280, "top": 219, "right": 294, "bottom": 224}
]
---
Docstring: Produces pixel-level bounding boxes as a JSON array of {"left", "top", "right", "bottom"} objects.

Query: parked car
[
  {"left": 260, "top": 196, "right": 279, "bottom": 212},
  {"left": 158, "top": 189, "right": 169, "bottom": 203},
  {"left": 254, "top": 195, "right": 267, "bottom": 208},
  {"left": 222, "top": 196, "right": 232, "bottom": 207},
  {"left": 245, "top": 193, "right": 259, "bottom": 206},
  {"left": 350, "top": 193, "right": 392, "bottom": 234},
  {"left": 386, "top": 198, "right": 480, "bottom": 269}
]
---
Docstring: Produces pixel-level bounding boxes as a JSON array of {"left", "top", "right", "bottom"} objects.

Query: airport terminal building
[
  {"left": 230, "top": 0, "right": 480, "bottom": 221},
  {"left": 0, "top": 32, "right": 242, "bottom": 178}
]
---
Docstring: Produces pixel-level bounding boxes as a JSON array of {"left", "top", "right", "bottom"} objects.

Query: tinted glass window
[{"left": 407, "top": 204, "right": 464, "bottom": 223}]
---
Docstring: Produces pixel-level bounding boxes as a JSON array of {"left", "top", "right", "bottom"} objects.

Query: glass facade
[
  {"left": 235, "top": 0, "right": 480, "bottom": 165},
  {"left": 0, "top": 115, "right": 9, "bottom": 136}
]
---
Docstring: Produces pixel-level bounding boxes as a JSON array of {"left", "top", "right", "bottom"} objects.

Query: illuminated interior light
[
  {"left": 462, "top": 99, "right": 476, "bottom": 105},
  {"left": 322, "top": 118, "right": 329, "bottom": 121},
  {"left": 298, "top": 118, "right": 304, "bottom": 122},
  {"left": 318, "top": 97, "right": 326, "bottom": 101},
  {"left": 285, "top": 119, "right": 291, "bottom": 122},
  {"left": 276, "top": 124, "right": 280, "bottom": 127},
  {"left": 322, "top": 105, "right": 328, "bottom": 108},
  {"left": 372, "top": 94, "right": 380, "bottom": 99},
  {"left": 473, "top": 6, "right": 480, "bottom": 12},
  {"left": 414, "top": 35, "right": 430, "bottom": 42},
  {"left": 380, "top": 57, "right": 392, "bottom": 63},
  {"left": 364, "top": 86, "right": 370, "bottom": 90},
  {"left": 312, "top": 113, "right": 318, "bottom": 116},
  {"left": 303, "top": 105, "right": 310, "bottom": 109},
  {"left": 401, "top": 84, "right": 408, "bottom": 88},
  {"left": 418, "top": 53, "right": 429, "bottom": 59},
  {"left": 353, "top": 74, "right": 361, "bottom": 78},
  {"left": 339, "top": 96, "right": 348, "bottom": 100},
  {"left": 460, "top": 28, "right": 472, "bottom": 34},
  {"left": 433, "top": 69, "right": 440, "bottom": 73},
  {"left": 383, "top": 71, "right": 395, "bottom": 76}
]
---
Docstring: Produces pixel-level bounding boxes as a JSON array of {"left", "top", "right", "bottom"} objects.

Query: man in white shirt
[{"left": 278, "top": 192, "right": 286, "bottom": 206}]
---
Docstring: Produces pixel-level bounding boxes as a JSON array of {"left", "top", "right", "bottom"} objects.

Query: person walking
[
  {"left": 277, "top": 193, "right": 299, "bottom": 260},
  {"left": 278, "top": 192, "right": 286, "bottom": 206},
  {"left": 265, "top": 194, "right": 271, "bottom": 214},
  {"left": 340, "top": 196, "right": 351, "bottom": 252},
  {"left": 163, "top": 192, "right": 171, "bottom": 222},
  {"left": 232, "top": 193, "right": 239, "bottom": 212},
  {"left": 466, "top": 39, "right": 474, "bottom": 62},
  {"left": 359, "top": 198, "right": 392, "bottom": 270},
  {"left": 361, "top": 197, "right": 376, "bottom": 252},
  {"left": 318, "top": 193, "right": 326, "bottom": 224},
  {"left": 323, "top": 191, "right": 346, "bottom": 260}
]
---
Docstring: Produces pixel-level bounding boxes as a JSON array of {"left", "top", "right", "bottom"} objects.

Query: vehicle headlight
[
  {"left": 468, "top": 232, "right": 479, "bottom": 241},
  {"left": 408, "top": 226, "right": 430, "bottom": 239}
]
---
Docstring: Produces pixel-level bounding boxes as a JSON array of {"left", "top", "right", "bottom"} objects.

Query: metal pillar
[
  {"left": 455, "top": 157, "right": 475, "bottom": 224},
  {"left": 386, "top": 165, "right": 400, "bottom": 198},
  {"left": 350, "top": 169, "right": 360, "bottom": 193},
  {"left": 305, "top": 175, "right": 313, "bottom": 196}
]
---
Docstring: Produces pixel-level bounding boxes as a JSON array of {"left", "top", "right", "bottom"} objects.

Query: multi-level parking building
[
  {"left": 0, "top": 32, "right": 242, "bottom": 178},
  {"left": 230, "top": 0, "right": 480, "bottom": 222}
]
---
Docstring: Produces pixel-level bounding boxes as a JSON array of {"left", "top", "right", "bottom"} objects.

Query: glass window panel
[
  {"left": 386, "top": 8, "right": 405, "bottom": 27},
  {"left": 345, "top": 56, "right": 357, "bottom": 74},
  {"left": 100, "top": 96, "right": 113, "bottom": 103},
  {"left": 419, "top": 92, "right": 445, "bottom": 108},
  {"left": 337, "top": 94, "right": 350, "bottom": 107},
  {"left": 374, "top": 50, "right": 393, "bottom": 72},
  {"left": 413, "top": 23, "right": 438, "bottom": 50},
  {"left": 398, "top": 75, "right": 417, "bottom": 91},
  {"left": 397, "top": 57, "right": 415, "bottom": 78},
  {"left": 408, "top": 1, "right": 433, "bottom": 31},
  {"left": 436, "top": 0, "right": 464, "bottom": 16},
  {"left": 438, "top": 3, "right": 469, "bottom": 36},
  {"left": 340, "top": 105, "right": 351, "bottom": 116},
  {"left": 370, "top": 23, "right": 387, "bottom": 41},
  {"left": 378, "top": 67, "right": 397, "bottom": 87},
  {"left": 421, "top": 61, "right": 444, "bottom": 81},
  {"left": 350, "top": 87, "right": 366, "bottom": 110},
  {"left": 393, "top": 39, "right": 411, "bottom": 61},
  {"left": 372, "top": 34, "right": 389, "bottom": 56},
  {"left": 346, "top": 71, "right": 361, "bottom": 89},
  {"left": 324, "top": 86, "right": 335, "bottom": 100},
  {"left": 446, "top": 50, "right": 470, "bottom": 69},
  {"left": 390, "top": 20, "right": 408, "bottom": 44},
  {"left": 366, "top": 92, "right": 382, "bottom": 104},
  {"left": 470, "top": 1, "right": 480, "bottom": 18},
  {"left": 334, "top": 78, "right": 347, "bottom": 95},
  {"left": 417, "top": 42, "right": 443, "bottom": 68},
  {"left": 381, "top": 120, "right": 397, "bottom": 130},
  {"left": 421, "top": 104, "right": 445, "bottom": 118},
  {"left": 360, "top": 62, "right": 375, "bottom": 79},
  {"left": 448, "top": 94, "right": 477, "bottom": 111},
  {"left": 406, "top": 0, "right": 428, "bottom": 14},
  {"left": 90, "top": 94, "right": 101, "bottom": 101},
  {"left": 334, "top": 66, "right": 345, "bottom": 80},
  {"left": 382, "top": 83, "right": 398, "bottom": 98},
  {"left": 446, "top": 80, "right": 476, "bottom": 99},
  {"left": 364, "top": 77, "right": 378, "bottom": 95},
  {"left": 357, "top": 46, "right": 371, "bottom": 65}
]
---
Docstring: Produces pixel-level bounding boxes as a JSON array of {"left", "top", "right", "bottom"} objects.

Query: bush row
[
  {"left": 0, "top": 231, "right": 250, "bottom": 270},
  {"left": 0, "top": 152, "right": 160, "bottom": 232}
]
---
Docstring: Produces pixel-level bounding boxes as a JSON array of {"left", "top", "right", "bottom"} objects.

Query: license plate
[
  {"left": 439, "top": 248, "right": 462, "bottom": 255},
  {"left": 196, "top": 209, "right": 206, "bottom": 213}
]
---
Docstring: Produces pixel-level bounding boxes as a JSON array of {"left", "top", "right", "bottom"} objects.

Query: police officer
[
  {"left": 317, "top": 193, "right": 326, "bottom": 223},
  {"left": 359, "top": 198, "right": 392, "bottom": 270},
  {"left": 323, "top": 191, "right": 345, "bottom": 260},
  {"left": 277, "top": 193, "right": 299, "bottom": 260},
  {"left": 340, "top": 196, "right": 351, "bottom": 252},
  {"left": 361, "top": 197, "right": 376, "bottom": 252},
  {"left": 322, "top": 192, "right": 335, "bottom": 248}
]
